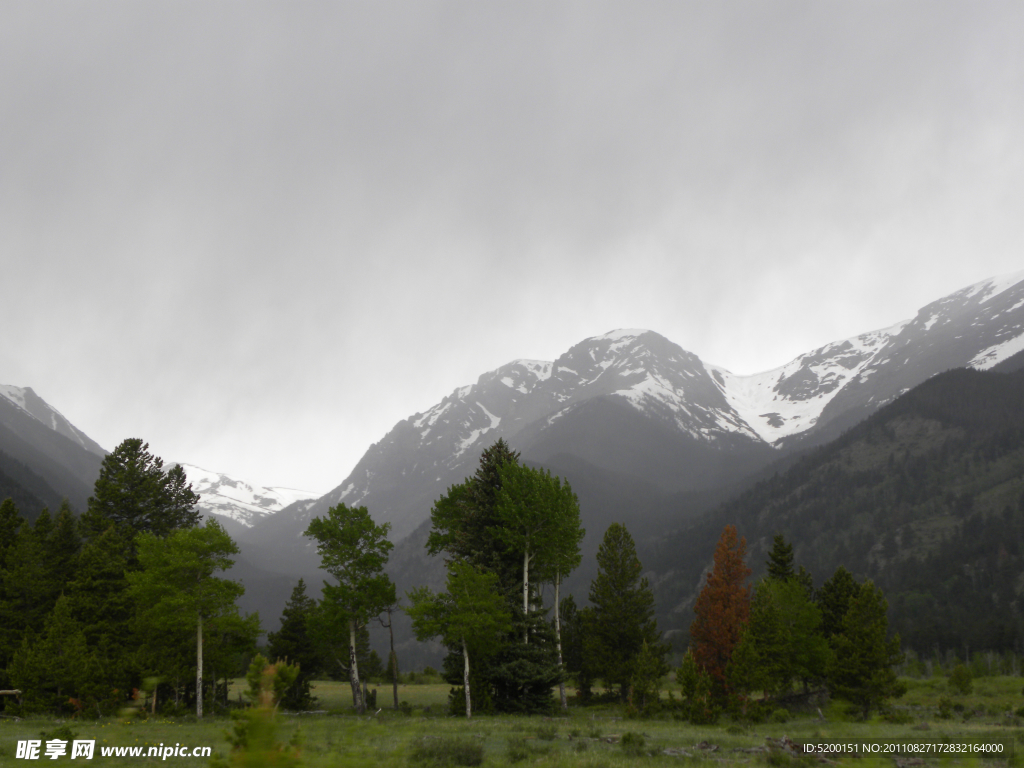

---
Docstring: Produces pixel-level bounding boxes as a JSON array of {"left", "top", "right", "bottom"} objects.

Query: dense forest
[{"left": 653, "top": 366, "right": 1024, "bottom": 655}]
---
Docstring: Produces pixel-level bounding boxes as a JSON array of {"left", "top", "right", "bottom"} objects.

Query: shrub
[
  {"left": 506, "top": 737, "right": 551, "bottom": 763},
  {"left": 535, "top": 723, "right": 557, "bottom": 741},
  {"left": 506, "top": 738, "right": 530, "bottom": 764},
  {"left": 771, "top": 708, "right": 790, "bottom": 724},
  {"left": 621, "top": 732, "right": 646, "bottom": 758},
  {"left": 948, "top": 664, "right": 973, "bottom": 695},
  {"left": 881, "top": 708, "right": 914, "bottom": 724},
  {"left": 937, "top": 697, "right": 953, "bottom": 719},
  {"left": 409, "top": 737, "right": 484, "bottom": 767},
  {"left": 40, "top": 725, "right": 79, "bottom": 742}
]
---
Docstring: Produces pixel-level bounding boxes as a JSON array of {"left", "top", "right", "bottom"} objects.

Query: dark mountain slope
[{"left": 652, "top": 366, "right": 1024, "bottom": 653}]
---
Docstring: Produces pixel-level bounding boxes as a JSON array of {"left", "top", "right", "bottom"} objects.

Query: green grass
[{"left": 2, "top": 675, "right": 1021, "bottom": 766}]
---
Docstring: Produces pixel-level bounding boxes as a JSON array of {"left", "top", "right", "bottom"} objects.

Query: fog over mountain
[{"left": 4, "top": 3, "right": 1023, "bottom": 494}]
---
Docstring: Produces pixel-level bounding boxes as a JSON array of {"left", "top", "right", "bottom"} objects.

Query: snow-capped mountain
[
  {"left": 0, "top": 384, "right": 106, "bottom": 512},
  {"left": 0, "top": 385, "right": 106, "bottom": 458},
  {"left": 279, "top": 270, "right": 1024, "bottom": 543},
  {"left": 175, "top": 462, "right": 317, "bottom": 528}
]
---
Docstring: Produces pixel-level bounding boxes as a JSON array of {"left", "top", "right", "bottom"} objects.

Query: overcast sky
[{"left": 3, "top": 2, "right": 1023, "bottom": 494}]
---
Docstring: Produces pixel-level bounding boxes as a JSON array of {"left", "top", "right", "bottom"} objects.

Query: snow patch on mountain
[
  {"left": 970, "top": 332, "right": 1024, "bottom": 370},
  {"left": 707, "top": 320, "right": 906, "bottom": 443},
  {"left": 966, "top": 270, "right": 1024, "bottom": 303},
  {"left": 177, "top": 463, "right": 318, "bottom": 528},
  {"left": 0, "top": 384, "right": 106, "bottom": 456}
]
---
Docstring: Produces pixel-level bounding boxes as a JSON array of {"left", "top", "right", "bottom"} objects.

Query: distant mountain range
[
  {"left": 260, "top": 269, "right": 1024, "bottom": 549},
  {"left": 0, "top": 386, "right": 315, "bottom": 527},
  {"left": 4, "top": 269, "right": 1024, "bottom": 653}
]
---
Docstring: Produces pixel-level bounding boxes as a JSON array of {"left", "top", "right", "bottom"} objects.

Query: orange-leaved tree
[{"left": 689, "top": 524, "right": 751, "bottom": 695}]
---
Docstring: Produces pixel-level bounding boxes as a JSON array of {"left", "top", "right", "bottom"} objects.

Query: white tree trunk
[
  {"left": 196, "top": 613, "right": 203, "bottom": 719},
  {"left": 349, "top": 618, "right": 363, "bottom": 713},
  {"left": 462, "top": 636, "right": 472, "bottom": 719},
  {"left": 555, "top": 571, "right": 566, "bottom": 709}
]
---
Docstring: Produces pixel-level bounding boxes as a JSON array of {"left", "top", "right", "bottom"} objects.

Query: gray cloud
[{"left": 3, "top": 1, "right": 1022, "bottom": 491}]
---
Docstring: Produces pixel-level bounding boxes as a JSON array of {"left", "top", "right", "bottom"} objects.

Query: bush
[
  {"left": 535, "top": 723, "right": 557, "bottom": 741},
  {"left": 771, "top": 708, "right": 791, "bottom": 724},
  {"left": 621, "top": 732, "right": 646, "bottom": 758},
  {"left": 506, "top": 737, "right": 551, "bottom": 763},
  {"left": 937, "top": 697, "right": 953, "bottom": 719},
  {"left": 881, "top": 708, "right": 914, "bottom": 724},
  {"left": 409, "top": 737, "right": 484, "bottom": 767},
  {"left": 948, "top": 664, "right": 973, "bottom": 695},
  {"left": 506, "top": 738, "right": 529, "bottom": 764},
  {"left": 40, "top": 725, "right": 79, "bottom": 742}
]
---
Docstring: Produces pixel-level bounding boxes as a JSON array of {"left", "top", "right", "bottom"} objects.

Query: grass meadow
[{"left": 1, "top": 676, "right": 1022, "bottom": 766}]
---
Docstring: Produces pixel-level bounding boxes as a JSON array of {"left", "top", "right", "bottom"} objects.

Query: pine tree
[
  {"left": 585, "top": 523, "right": 668, "bottom": 701},
  {"left": 267, "top": 579, "right": 319, "bottom": 710},
  {"left": 8, "top": 595, "right": 94, "bottom": 713},
  {"left": 0, "top": 521, "right": 52, "bottom": 663},
  {"left": 81, "top": 439, "right": 200, "bottom": 545},
  {"left": 425, "top": 440, "right": 564, "bottom": 714},
  {"left": 65, "top": 525, "right": 136, "bottom": 701},
  {"left": 816, "top": 565, "right": 860, "bottom": 639},
  {"left": 690, "top": 524, "right": 751, "bottom": 695},
  {"left": 728, "top": 577, "right": 830, "bottom": 699},
  {"left": 826, "top": 580, "right": 906, "bottom": 717},
  {"left": 0, "top": 497, "right": 24, "bottom": 571},
  {"left": 765, "top": 534, "right": 795, "bottom": 581}
]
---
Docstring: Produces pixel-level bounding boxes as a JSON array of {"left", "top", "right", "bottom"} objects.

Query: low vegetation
[{"left": 2, "top": 674, "right": 1022, "bottom": 766}]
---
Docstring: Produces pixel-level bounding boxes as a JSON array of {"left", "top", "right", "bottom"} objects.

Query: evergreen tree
[
  {"left": 267, "top": 579, "right": 319, "bottom": 710},
  {"left": 41, "top": 500, "right": 81, "bottom": 603},
  {"left": 425, "top": 441, "right": 564, "bottom": 714},
  {"left": 690, "top": 524, "right": 751, "bottom": 695},
  {"left": 826, "top": 580, "right": 906, "bottom": 717},
  {"left": 81, "top": 439, "right": 200, "bottom": 545},
  {"left": 766, "top": 534, "right": 795, "bottom": 581},
  {"left": 0, "top": 521, "right": 52, "bottom": 666},
  {"left": 8, "top": 595, "right": 95, "bottom": 714},
  {"left": 304, "top": 503, "right": 395, "bottom": 714},
  {"left": 584, "top": 523, "right": 669, "bottom": 701},
  {"left": 65, "top": 525, "right": 136, "bottom": 701},
  {"left": 0, "top": 497, "right": 24, "bottom": 571},
  {"left": 728, "top": 577, "right": 830, "bottom": 699},
  {"left": 816, "top": 565, "right": 860, "bottom": 639}
]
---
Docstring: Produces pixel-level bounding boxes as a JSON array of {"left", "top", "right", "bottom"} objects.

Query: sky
[{"left": 2, "top": 1, "right": 1023, "bottom": 495}]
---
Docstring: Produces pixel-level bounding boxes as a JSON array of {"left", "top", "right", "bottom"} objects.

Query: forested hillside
[{"left": 653, "top": 366, "right": 1024, "bottom": 654}]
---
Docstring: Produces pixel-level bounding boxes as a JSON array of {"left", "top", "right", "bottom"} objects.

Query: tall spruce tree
[
  {"left": 81, "top": 439, "right": 200, "bottom": 545},
  {"left": 0, "top": 498, "right": 25, "bottom": 700},
  {"left": 584, "top": 523, "right": 668, "bottom": 701},
  {"left": 765, "top": 534, "right": 795, "bottom": 581},
  {"left": 0, "top": 498, "right": 23, "bottom": 571},
  {"left": 816, "top": 565, "right": 861, "bottom": 640},
  {"left": 690, "top": 524, "right": 751, "bottom": 696},
  {"left": 728, "top": 577, "right": 830, "bottom": 699},
  {"left": 826, "top": 580, "right": 906, "bottom": 717},
  {"left": 267, "top": 579, "right": 319, "bottom": 710},
  {"left": 425, "top": 440, "right": 564, "bottom": 714}
]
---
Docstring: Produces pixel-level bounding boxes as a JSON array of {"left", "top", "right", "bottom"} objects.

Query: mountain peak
[{"left": 0, "top": 383, "right": 106, "bottom": 457}]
